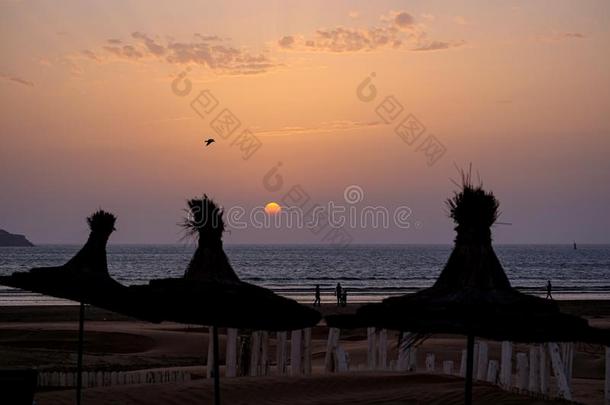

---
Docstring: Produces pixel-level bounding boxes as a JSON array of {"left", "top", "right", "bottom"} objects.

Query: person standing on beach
[
  {"left": 546, "top": 280, "right": 553, "bottom": 299},
  {"left": 335, "top": 283, "right": 342, "bottom": 306},
  {"left": 313, "top": 284, "right": 321, "bottom": 307}
]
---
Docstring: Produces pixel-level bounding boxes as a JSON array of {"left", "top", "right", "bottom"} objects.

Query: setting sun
[{"left": 264, "top": 202, "right": 281, "bottom": 215}]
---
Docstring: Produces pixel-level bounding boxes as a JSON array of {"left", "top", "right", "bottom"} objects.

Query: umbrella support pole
[
  {"left": 465, "top": 334, "right": 474, "bottom": 405},
  {"left": 212, "top": 325, "right": 221, "bottom": 405},
  {"left": 76, "top": 301, "right": 85, "bottom": 405}
]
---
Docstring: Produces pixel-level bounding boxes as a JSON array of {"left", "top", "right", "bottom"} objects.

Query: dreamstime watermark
[
  {"left": 170, "top": 68, "right": 355, "bottom": 247},
  {"left": 356, "top": 72, "right": 447, "bottom": 166},
  {"left": 187, "top": 185, "right": 420, "bottom": 231}
]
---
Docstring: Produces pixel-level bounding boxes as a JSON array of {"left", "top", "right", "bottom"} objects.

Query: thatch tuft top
[
  {"left": 86, "top": 210, "right": 116, "bottom": 235},
  {"left": 182, "top": 195, "right": 225, "bottom": 243},
  {"left": 447, "top": 171, "right": 499, "bottom": 244}
]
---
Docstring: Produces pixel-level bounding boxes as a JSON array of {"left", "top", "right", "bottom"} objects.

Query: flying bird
[{"left": 204, "top": 138, "right": 215, "bottom": 146}]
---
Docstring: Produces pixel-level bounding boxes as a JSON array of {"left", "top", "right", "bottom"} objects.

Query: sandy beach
[{"left": 0, "top": 302, "right": 606, "bottom": 404}]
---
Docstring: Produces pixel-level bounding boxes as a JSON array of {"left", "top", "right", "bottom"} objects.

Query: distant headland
[{"left": 0, "top": 229, "right": 34, "bottom": 247}]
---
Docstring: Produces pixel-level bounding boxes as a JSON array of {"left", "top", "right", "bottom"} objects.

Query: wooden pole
[
  {"left": 225, "top": 328, "right": 237, "bottom": 378},
  {"left": 465, "top": 334, "right": 475, "bottom": 405},
  {"left": 540, "top": 344, "right": 550, "bottom": 395},
  {"left": 472, "top": 342, "right": 479, "bottom": 379},
  {"left": 324, "top": 328, "right": 339, "bottom": 373},
  {"left": 76, "top": 301, "right": 85, "bottom": 405},
  {"left": 476, "top": 342, "right": 488, "bottom": 380},
  {"left": 459, "top": 349, "right": 467, "bottom": 377},
  {"left": 250, "top": 331, "right": 261, "bottom": 377},
  {"left": 408, "top": 347, "right": 417, "bottom": 372},
  {"left": 604, "top": 347, "right": 610, "bottom": 405},
  {"left": 367, "top": 327, "right": 376, "bottom": 370},
  {"left": 290, "top": 329, "right": 302, "bottom": 376},
  {"left": 529, "top": 346, "right": 540, "bottom": 393},
  {"left": 516, "top": 352, "right": 528, "bottom": 391},
  {"left": 303, "top": 328, "right": 312, "bottom": 376},
  {"left": 425, "top": 353, "right": 435, "bottom": 372},
  {"left": 500, "top": 341, "right": 512, "bottom": 388},
  {"left": 397, "top": 333, "right": 409, "bottom": 372},
  {"left": 212, "top": 326, "right": 221, "bottom": 405},
  {"left": 207, "top": 326, "right": 214, "bottom": 379},
  {"left": 548, "top": 342, "right": 572, "bottom": 400},
  {"left": 486, "top": 360, "right": 499, "bottom": 383},
  {"left": 378, "top": 329, "right": 388, "bottom": 370},
  {"left": 260, "top": 331, "right": 269, "bottom": 376},
  {"left": 276, "top": 332, "right": 287, "bottom": 375},
  {"left": 561, "top": 343, "right": 574, "bottom": 383}
]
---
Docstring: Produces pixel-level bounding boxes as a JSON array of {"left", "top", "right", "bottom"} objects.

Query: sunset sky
[{"left": 1, "top": 0, "right": 609, "bottom": 244}]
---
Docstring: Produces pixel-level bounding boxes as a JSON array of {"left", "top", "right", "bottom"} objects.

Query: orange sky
[{"left": 1, "top": 0, "right": 609, "bottom": 244}]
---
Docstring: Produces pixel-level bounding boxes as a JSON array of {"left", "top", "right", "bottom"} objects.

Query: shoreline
[{"left": 1, "top": 300, "right": 610, "bottom": 322}]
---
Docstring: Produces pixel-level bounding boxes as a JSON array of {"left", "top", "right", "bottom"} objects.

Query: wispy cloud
[
  {"left": 0, "top": 72, "right": 33, "bottom": 87},
  {"left": 81, "top": 49, "right": 100, "bottom": 61},
  {"left": 253, "top": 120, "right": 382, "bottom": 137},
  {"left": 277, "top": 10, "right": 463, "bottom": 54},
  {"left": 537, "top": 31, "right": 587, "bottom": 42},
  {"left": 81, "top": 33, "right": 278, "bottom": 75},
  {"left": 138, "top": 116, "right": 195, "bottom": 126},
  {"left": 412, "top": 40, "right": 465, "bottom": 52}
]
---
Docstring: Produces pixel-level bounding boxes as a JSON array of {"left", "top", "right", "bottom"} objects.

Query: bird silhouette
[{"left": 204, "top": 138, "right": 215, "bottom": 146}]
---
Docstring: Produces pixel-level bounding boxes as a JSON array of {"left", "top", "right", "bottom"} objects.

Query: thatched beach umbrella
[
  {"left": 327, "top": 173, "right": 609, "bottom": 404},
  {"left": 0, "top": 210, "right": 160, "bottom": 405},
  {"left": 145, "top": 196, "right": 321, "bottom": 405}
]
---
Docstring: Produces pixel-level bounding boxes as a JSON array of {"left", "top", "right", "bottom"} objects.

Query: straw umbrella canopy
[
  {"left": 145, "top": 196, "right": 321, "bottom": 405},
  {"left": 147, "top": 196, "right": 321, "bottom": 330},
  {"left": 0, "top": 210, "right": 160, "bottom": 405},
  {"left": 0, "top": 210, "right": 159, "bottom": 321},
  {"left": 326, "top": 173, "right": 610, "bottom": 404}
]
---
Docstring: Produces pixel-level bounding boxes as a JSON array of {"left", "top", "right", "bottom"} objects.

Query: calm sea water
[{"left": 1, "top": 244, "right": 609, "bottom": 305}]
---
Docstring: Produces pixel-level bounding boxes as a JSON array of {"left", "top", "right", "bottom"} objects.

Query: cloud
[
  {"left": 393, "top": 12, "right": 415, "bottom": 29},
  {"left": 253, "top": 120, "right": 382, "bottom": 137},
  {"left": 278, "top": 35, "right": 295, "bottom": 49},
  {"left": 277, "top": 10, "right": 462, "bottom": 54},
  {"left": 0, "top": 72, "right": 33, "bottom": 87},
  {"left": 194, "top": 34, "right": 223, "bottom": 41},
  {"left": 82, "top": 33, "right": 278, "bottom": 75},
  {"left": 131, "top": 32, "right": 165, "bottom": 56},
  {"left": 278, "top": 26, "right": 406, "bottom": 52},
  {"left": 348, "top": 11, "right": 359, "bottom": 19},
  {"left": 412, "top": 40, "right": 465, "bottom": 52},
  {"left": 103, "top": 45, "right": 144, "bottom": 59},
  {"left": 164, "top": 42, "right": 276, "bottom": 74},
  {"left": 81, "top": 49, "right": 100, "bottom": 61},
  {"left": 561, "top": 32, "right": 585, "bottom": 39},
  {"left": 537, "top": 32, "right": 587, "bottom": 42}
]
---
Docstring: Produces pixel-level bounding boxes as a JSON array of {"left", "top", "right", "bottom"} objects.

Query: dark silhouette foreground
[
  {"left": 0, "top": 211, "right": 158, "bottom": 321},
  {"left": 0, "top": 200, "right": 321, "bottom": 405},
  {"left": 326, "top": 171, "right": 610, "bottom": 404}
]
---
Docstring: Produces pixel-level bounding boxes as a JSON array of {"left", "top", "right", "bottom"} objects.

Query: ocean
[{"left": 1, "top": 244, "right": 609, "bottom": 306}]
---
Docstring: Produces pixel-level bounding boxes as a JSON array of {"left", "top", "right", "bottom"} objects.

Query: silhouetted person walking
[
  {"left": 335, "top": 283, "right": 342, "bottom": 306},
  {"left": 546, "top": 280, "right": 553, "bottom": 300},
  {"left": 313, "top": 284, "right": 321, "bottom": 307},
  {"left": 341, "top": 290, "right": 348, "bottom": 307}
]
